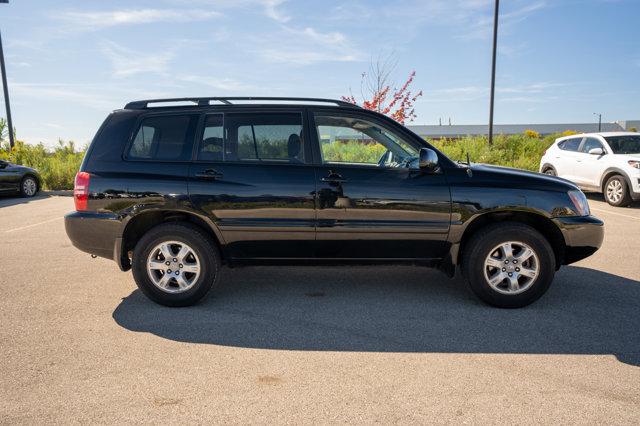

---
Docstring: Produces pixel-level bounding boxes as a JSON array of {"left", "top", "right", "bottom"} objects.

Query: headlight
[
  {"left": 568, "top": 190, "right": 590, "bottom": 216},
  {"left": 628, "top": 160, "right": 640, "bottom": 169}
]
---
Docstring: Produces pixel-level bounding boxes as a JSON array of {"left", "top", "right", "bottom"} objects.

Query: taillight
[{"left": 74, "top": 171, "right": 90, "bottom": 211}]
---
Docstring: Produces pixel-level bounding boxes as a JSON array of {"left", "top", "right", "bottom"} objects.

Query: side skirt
[{"left": 227, "top": 257, "right": 444, "bottom": 268}]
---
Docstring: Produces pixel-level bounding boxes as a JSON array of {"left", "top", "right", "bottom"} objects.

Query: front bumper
[
  {"left": 631, "top": 176, "right": 640, "bottom": 200},
  {"left": 553, "top": 215, "right": 604, "bottom": 265},
  {"left": 64, "top": 211, "right": 124, "bottom": 267}
]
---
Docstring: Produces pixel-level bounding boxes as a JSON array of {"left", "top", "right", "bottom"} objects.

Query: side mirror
[
  {"left": 419, "top": 148, "right": 439, "bottom": 172},
  {"left": 588, "top": 147, "right": 604, "bottom": 155}
]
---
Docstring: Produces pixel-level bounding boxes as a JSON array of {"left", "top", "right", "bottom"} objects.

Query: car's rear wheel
[
  {"left": 20, "top": 176, "right": 38, "bottom": 197},
  {"left": 462, "top": 222, "right": 555, "bottom": 308},
  {"left": 132, "top": 222, "right": 221, "bottom": 307},
  {"left": 604, "top": 175, "right": 632, "bottom": 207}
]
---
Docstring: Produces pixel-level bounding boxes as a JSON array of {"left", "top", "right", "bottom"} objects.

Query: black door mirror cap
[{"left": 419, "top": 148, "right": 439, "bottom": 173}]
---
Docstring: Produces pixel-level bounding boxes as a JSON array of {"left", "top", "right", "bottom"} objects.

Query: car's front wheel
[
  {"left": 462, "top": 222, "right": 556, "bottom": 308},
  {"left": 131, "top": 223, "right": 221, "bottom": 307},
  {"left": 604, "top": 175, "right": 632, "bottom": 207},
  {"left": 20, "top": 176, "right": 38, "bottom": 197}
]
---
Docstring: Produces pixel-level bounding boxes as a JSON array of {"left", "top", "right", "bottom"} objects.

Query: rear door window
[
  {"left": 206, "top": 112, "right": 305, "bottom": 163},
  {"left": 128, "top": 114, "right": 198, "bottom": 161}
]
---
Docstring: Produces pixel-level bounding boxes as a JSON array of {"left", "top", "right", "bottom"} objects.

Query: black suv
[{"left": 65, "top": 97, "right": 604, "bottom": 308}]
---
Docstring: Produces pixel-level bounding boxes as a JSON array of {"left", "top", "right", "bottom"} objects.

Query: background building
[{"left": 407, "top": 121, "right": 637, "bottom": 139}]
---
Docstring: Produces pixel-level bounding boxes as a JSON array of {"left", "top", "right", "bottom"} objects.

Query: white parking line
[
  {"left": 5, "top": 217, "right": 63, "bottom": 233},
  {"left": 591, "top": 207, "right": 640, "bottom": 221}
]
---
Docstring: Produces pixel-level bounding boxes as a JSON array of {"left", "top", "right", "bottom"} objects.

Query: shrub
[
  {"left": 561, "top": 130, "right": 578, "bottom": 136},
  {"left": 430, "top": 133, "right": 556, "bottom": 172},
  {"left": 0, "top": 140, "right": 85, "bottom": 190},
  {"left": 523, "top": 129, "right": 540, "bottom": 138},
  {"left": 629, "top": 127, "right": 638, "bottom": 133}
]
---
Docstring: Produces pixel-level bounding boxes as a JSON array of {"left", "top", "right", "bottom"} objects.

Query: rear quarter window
[
  {"left": 557, "top": 138, "right": 582, "bottom": 151},
  {"left": 127, "top": 114, "right": 198, "bottom": 161}
]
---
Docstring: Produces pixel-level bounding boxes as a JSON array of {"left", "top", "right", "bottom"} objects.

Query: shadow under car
[{"left": 112, "top": 265, "right": 640, "bottom": 366}]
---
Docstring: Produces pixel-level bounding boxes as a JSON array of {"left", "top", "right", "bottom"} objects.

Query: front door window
[{"left": 315, "top": 114, "right": 419, "bottom": 168}]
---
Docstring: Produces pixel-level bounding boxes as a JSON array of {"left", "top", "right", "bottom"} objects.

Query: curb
[{"left": 43, "top": 190, "right": 73, "bottom": 197}]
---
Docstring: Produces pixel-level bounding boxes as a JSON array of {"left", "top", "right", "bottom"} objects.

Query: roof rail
[{"left": 124, "top": 97, "right": 358, "bottom": 109}]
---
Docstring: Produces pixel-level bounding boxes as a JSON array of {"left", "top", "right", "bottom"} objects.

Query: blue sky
[{"left": 2, "top": 0, "right": 639, "bottom": 147}]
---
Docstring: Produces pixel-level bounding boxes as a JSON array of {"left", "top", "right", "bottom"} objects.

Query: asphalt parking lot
[{"left": 1, "top": 194, "right": 639, "bottom": 423}]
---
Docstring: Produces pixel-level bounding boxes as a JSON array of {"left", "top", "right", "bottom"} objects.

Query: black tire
[
  {"left": 20, "top": 175, "right": 39, "bottom": 197},
  {"left": 462, "top": 222, "right": 556, "bottom": 308},
  {"left": 603, "top": 175, "right": 632, "bottom": 207},
  {"left": 131, "top": 222, "right": 221, "bottom": 307},
  {"left": 542, "top": 167, "right": 556, "bottom": 176}
]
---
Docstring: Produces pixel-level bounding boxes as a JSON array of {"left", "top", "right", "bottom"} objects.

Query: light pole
[
  {"left": 488, "top": 0, "right": 499, "bottom": 146},
  {"left": 593, "top": 113, "right": 602, "bottom": 132},
  {"left": 0, "top": 0, "right": 14, "bottom": 149}
]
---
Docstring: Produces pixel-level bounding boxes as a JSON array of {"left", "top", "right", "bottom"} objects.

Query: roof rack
[{"left": 124, "top": 97, "right": 358, "bottom": 109}]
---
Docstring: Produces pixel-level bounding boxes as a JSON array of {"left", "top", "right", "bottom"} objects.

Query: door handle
[
  {"left": 195, "top": 168, "right": 223, "bottom": 179},
  {"left": 320, "top": 176, "right": 348, "bottom": 184}
]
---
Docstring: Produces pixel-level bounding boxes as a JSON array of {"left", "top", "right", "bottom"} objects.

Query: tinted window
[
  {"left": 558, "top": 138, "right": 582, "bottom": 152},
  {"left": 314, "top": 114, "right": 418, "bottom": 167},
  {"left": 604, "top": 135, "right": 640, "bottom": 154},
  {"left": 128, "top": 115, "right": 197, "bottom": 160},
  {"left": 580, "top": 137, "right": 604, "bottom": 153},
  {"left": 222, "top": 113, "right": 304, "bottom": 162},
  {"left": 198, "top": 114, "right": 224, "bottom": 161}
]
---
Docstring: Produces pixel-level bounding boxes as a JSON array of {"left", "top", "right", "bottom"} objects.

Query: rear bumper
[
  {"left": 553, "top": 215, "right": 604, "bottom": 265},
  {"left": 64, "top": 211, "right": 125, "bottom": 268}
]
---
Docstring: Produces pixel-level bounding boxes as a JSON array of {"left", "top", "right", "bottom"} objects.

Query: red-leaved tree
[{"left": 342, "top": 56, "right": 423, "bottom": 124}]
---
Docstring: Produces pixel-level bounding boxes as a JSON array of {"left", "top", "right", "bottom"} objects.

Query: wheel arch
[
  {"left": 540, "top": 163, "right": 556, "bottom": 173},
  {"left": 456, "top": 210, "right": 566, "bottom": 271},
  {"left": 119, "top": 209, "right": 226, "bottom": 270},
  {"left": 600, "top": 167, "right": 632, "bottom": 193}
]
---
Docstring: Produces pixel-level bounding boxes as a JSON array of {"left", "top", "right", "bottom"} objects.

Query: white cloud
[
  {"left": 257, "top": 26, "right": 362, "bottom": 65},
  {"left": 56, "top": 8, "right": 221, "bottom": 30},
  {"left": 177, "top": 75, "right": 254, "bottom": 92},
  {"left": 168, "top": 0, "right": 290, "bottom": 22},
  {"left": 423, "top": 82, "right": 567, "bottom": 102},
  {"left": 300, "top": 27, "right": 346, "bottom": 45},
  {"left": 11, "top": 82, "right": 120, "bottom": 110},
  {"left": 458, "top": 1, "right": 547, "bottom": 39},
  {"left": 261, "top": 0, "right": 291, "bottom": 23},
  {"left": 100, "top": 41, "right": 174, "bottom": 77}
]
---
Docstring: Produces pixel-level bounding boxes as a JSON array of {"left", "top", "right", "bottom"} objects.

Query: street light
[
  {"left": 0, "top": 0, "right": 15, "bottom": 149},
  {"left": 593, "top": 113, "right": 602, "bottom": 132},
  {"left": 488, "top": 0, "right": 499, "bottom": 146}
]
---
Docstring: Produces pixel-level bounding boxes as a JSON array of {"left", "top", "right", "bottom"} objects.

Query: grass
[{"left": 0, "top": 140, "right": 85, "bottom": 190}]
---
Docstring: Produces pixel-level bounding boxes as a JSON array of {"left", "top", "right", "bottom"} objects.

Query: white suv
[{"left": 539, "top": 132, "right": 640, "bottom": 207}]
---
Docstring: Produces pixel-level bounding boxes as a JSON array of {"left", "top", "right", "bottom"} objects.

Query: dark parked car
[
  {"left": 0, "top": 159, "right": 40, "bottom": 197},
  {"left": 64, "top": 97, "right": 604, "bottom": 308}
]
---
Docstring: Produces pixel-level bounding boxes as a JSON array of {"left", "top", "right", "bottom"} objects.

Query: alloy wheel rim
[
  {"left": 606, "top": 179, "right": 622, "bottom": 203},
  {"left": 23, "top": 178, "right": 36, "bottom": 196},
  {"left": 483, "top": 241, "right": 539, "bottom": 295},
  {"left": 146, "top": 241, "right": 201, "bottom": 293}
]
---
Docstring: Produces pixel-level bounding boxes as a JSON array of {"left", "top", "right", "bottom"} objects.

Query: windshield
[{"left": 604, "top": 135, "right": 640, "bottom": 154}]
